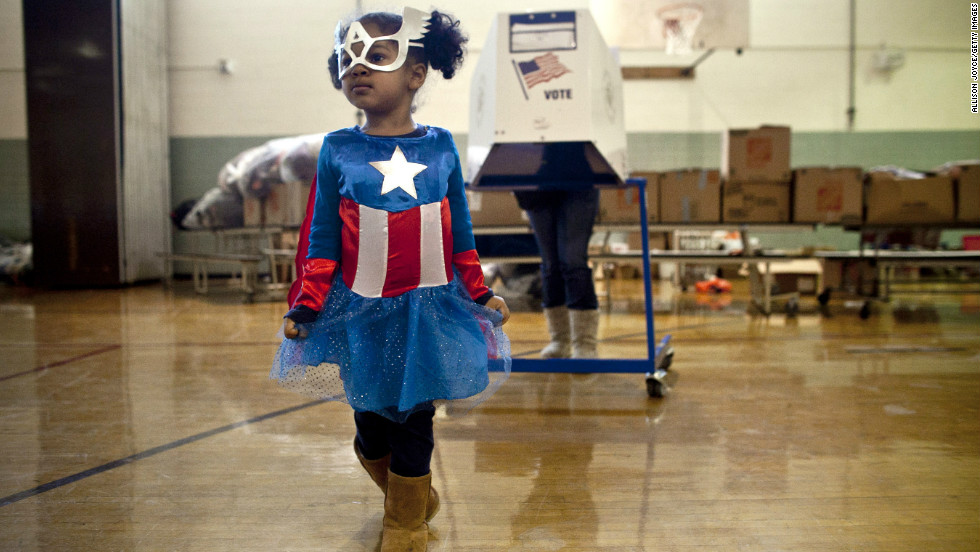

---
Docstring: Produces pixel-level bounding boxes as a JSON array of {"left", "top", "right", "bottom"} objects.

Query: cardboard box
[
  {"left": 598, "top": 187, "right": 645, "bottom": 224},
  {"left": 758, "top": 259, "right": 822, "bottom": 295},
  {"left": 864, "top": 173, "right": 955, "bottom": 224},
  {"left": 465, "top": 190, "right": 528, "bottom": 227},
  {"left": 722, "top": 125, "right": 792, "bottom": 181},
  {"left": 243, "top": 181, "right": 309, "bottom": 227},
  {"left": 604, "top": 230, "right": 667, "bottom": 254},
  {"left": 821, "top": 259, "right": 841, "bottom": 291},
  {"left": 723, "top": 180, "right": 791, "bottom": 223},
  {"left": 821, "top": 258, "right": 878, "bottom": 296},
  {"left": 631, "top": 230, "right": 667, "bottom": 251},
  {"left": 793, "top": 167, "right": 863, "bottom": 225},
  {"left": 935, "top": 162, "right": 980, "bottom": 223},
  {"left": 598, "top": 173, "right": 656, "bottom": 224},
  {"left": 954, "top": 164, "right": 980, "bottom": 222},
  {"left": 659, "top": 169, "right": 722, "bottom": 223}
]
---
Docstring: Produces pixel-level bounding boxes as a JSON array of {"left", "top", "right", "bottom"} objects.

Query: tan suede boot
[
  {"left": 354, "top": 439, "right": 440, "bottom": 522},
  {"left": 353, "top": 438, "right": 389, "bottom": 490},
  {"left": 380, "top": 471, "right": 430, "bottom": 552},
  {"left": 570, "top": 308, "right": 599, "bottom": 359},
  {"left": 540, "top": 306, "right": 572, "bottom": 358}
]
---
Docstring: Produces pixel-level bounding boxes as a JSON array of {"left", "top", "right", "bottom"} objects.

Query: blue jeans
[{"left": 523, "top": 189, "right": 599, "bottom": 310}]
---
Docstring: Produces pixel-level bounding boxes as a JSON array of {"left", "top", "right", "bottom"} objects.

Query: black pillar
[{"left": 23, "top": 0, "right": 122, "bottom": 286}]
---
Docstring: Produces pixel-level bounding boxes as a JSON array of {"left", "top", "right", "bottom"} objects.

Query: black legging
[{"left": 354, "top": 405, "right": 435, "bottom": 478}]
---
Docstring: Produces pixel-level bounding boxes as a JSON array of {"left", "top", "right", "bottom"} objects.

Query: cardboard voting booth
[
  {"left": 467, "top": 10, "right": 628, "bottom": 189},
  {"left": 466, "top": 11, "right": 673, "bottom": 398}
]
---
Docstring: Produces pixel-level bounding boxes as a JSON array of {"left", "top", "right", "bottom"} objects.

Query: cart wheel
[
  {"left": 646, "top": 378, "right": 666, "bottom": 398},
  {"left": 859, "top": 301, "right": 871, "bottom": 319},
  {"left": 660, "top": 348, "right": 674, "bottom": 371},
  {"left": 817, "top": 288, "right": 831, "bottom": 306},
  {"left": 786, "top": 298, "right": 799, "bottom": 317}
]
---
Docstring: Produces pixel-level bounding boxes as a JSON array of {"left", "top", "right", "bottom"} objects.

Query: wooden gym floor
[{"left": 0, "top": 277, "right": 977, "bottom": 551}]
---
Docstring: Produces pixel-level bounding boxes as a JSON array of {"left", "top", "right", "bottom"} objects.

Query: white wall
[
  {"left": 165, "top": 0, "right": 597, "bottom": 136},
  {"left": 1, "top": 0, "right": 978, "bottom": 140}
]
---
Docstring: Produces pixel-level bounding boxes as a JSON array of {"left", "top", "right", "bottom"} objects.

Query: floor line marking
[
  {"left": 0, "top": 345, "right": 121, "bottom": 383},
  {"left": 0, "top": 399, "right": 326, "bottom": 507}
]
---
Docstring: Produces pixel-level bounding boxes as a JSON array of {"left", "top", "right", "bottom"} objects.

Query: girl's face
[{"left": 339, "top": 20, "right": 426, "bottom": 118}]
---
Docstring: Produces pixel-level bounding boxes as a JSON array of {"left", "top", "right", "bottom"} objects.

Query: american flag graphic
[{"left": 517, "top": 53, "right": 571, "bottom": 89}]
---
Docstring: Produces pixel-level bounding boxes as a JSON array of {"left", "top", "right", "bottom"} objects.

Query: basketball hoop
[{"left": 656, "top": 3, "right": 703, "bottom": 55}]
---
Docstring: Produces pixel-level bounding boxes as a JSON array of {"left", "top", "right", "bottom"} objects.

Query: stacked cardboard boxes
[{"left": 721, "top": 125, "right": 792, "bottom": 223}]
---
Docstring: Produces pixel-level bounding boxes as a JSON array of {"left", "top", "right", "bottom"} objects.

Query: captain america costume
[{"left": 271, "top": 125, "right": 511, "bottom": 422}]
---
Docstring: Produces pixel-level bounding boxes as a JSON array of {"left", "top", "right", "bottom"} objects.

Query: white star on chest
[{"left": 370, "top": 146, "right": 427, "bottom": 199}]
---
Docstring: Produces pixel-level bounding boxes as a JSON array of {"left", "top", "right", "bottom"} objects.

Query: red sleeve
[
  {"left": 286, "top": 175, "right": 319, "bottom": 307},
  {"left": 290, "top": 258, "right": 339, "bottom": 312},
  {"left": 452, "top": 249, "right": 493, "bottom": 302}
]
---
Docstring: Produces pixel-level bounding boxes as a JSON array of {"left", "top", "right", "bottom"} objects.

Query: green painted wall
[
  {"left": 626, "top": 130, "right": 980, "bottom": 172},
  {"left": 3, "top": 131, "right": 978, "bottom": 250},
  {"left": 169, "top": 135, "right": 282, "bottom": 206},
  {"left": 0, "top": 140, "right": 30, "bottom": 242}
]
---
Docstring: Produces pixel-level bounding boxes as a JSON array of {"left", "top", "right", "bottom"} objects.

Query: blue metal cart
[{"left": 497, "top": 177, "right": 675, "bottom": 398}]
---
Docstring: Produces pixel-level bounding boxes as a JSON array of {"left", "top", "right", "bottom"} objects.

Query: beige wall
[
  {"left": 1, "top": 0, "right": 978, "bottom": 140},
  {"left": 0, "top": 0, "right": 25, "bottom": 139}
]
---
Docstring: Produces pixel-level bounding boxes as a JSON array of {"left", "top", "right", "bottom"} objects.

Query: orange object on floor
[{"left": 694, "top": 276, "right": 733, "bottom": 294}]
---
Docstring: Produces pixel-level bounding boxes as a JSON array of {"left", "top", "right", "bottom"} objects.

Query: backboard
[{"left": 591, "top": 0, "right": 749, "bottom": 53}]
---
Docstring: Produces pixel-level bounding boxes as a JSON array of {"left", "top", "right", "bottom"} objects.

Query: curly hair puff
[{"left": 327, "top": 9, "right": 467, "bottom": 90}]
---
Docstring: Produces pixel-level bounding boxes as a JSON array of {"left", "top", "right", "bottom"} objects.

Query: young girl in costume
[{"left": 270, "top": 7, "right": 510, "bottom": 551}]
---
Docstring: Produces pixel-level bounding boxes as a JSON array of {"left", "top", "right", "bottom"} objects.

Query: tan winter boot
[
  {"left": 570, "top": 308, "right": 599, "bottom": 359},
  {"left": 354, "top": 439, "right": 440, "bottom": 522},
  {"left": 540, "top": 306, "right": 572, "bottom": 358},
  {"left": 381, "top": 471, "right": 431, "bottom": 552},
  {"left": 354, "top": 438, "right": 389, "bottom": 491}
]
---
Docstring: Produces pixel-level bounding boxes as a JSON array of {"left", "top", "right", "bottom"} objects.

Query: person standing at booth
[{"left": 514, "top": 187, "right": 600, "bottom": 359}]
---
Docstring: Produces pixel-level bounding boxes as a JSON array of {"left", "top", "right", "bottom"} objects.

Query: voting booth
[
  {"left": 467, "top": 10, "right": 628, "bottom": 189},
  {"left": 467, "top": 11, "right": 673, "bottom": 398}
]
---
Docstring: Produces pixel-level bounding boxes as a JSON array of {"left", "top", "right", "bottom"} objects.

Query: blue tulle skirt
[{"left": 270, "top": 274, "right": 511, "bottom": 422}]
